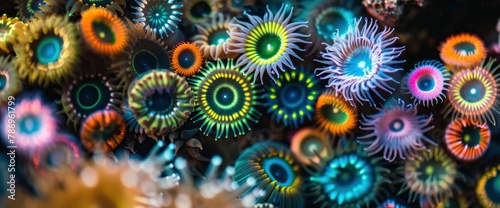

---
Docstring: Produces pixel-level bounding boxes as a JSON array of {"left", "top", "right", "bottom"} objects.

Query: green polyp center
[
  {"left": 0, "top": 74, "right": 6, "bottom": 91},
  {"left": 36, "top": 35, "right": 63, "bottom": 65},
  {"left": 459, "top": 79, "right": 486, "bottom": 103},
  {"left": 82, "top": 0, "right": 111, "bottom": 7},
  {"left": 77, "top": 83, "right": 102, "bottom": 110},
  {"left": 462, "top": 126, "right": 481, "bottom": 146},
  {"left": 301, "top": 136, "right": 323, "bottom": 157},
  {"left": 321, "top": 104, "right": 348, "bottom": 125},
  {"left": 190, "top": 1, "right": 212, "bottom": 19},
  {"left": 281, "top": 83, "right": 305, "bottom": 108},
  {"left": 20, "top": 115, "right": 41, "bottom": 134},
  {"left": 485, "top": 174, "right": 500, "bottom": 203},
  {"left": 317, "top": 11, "right": 349, "bottom": 39},
  {"left": 133, "top": 50, "right": 159, "bottom": 75},
  {"left": 344, "top": 48, "right": 373, "bottom": 77},
  {"left": 453, "top": 41, "right": 476, "bottom": 56},
  {"left": 389, "top": 119, "right": 405, "bottom": 132},
  {"left": 255, "top": 34, "right": 282, "bottom": 60},
  {"left": 92, "top": 20, "right": 115, "bottom": 44},
  {"left": 417, "top": 74, "right": 436, "bottom": 92},
  {"left": 417, "top": 161, "right": 445, "bottom": 181},
  {"left": 208, "top": 29, "right": 230, "bottom": 45},
  {"left": 178, "top": 50, "right": 195, "bottom": 69},
  {"left": 215, "top": 87, "right": 235, "bottom": 106},
  {"left": 146, "top": 91, "right": 174, "bottom": 113}
]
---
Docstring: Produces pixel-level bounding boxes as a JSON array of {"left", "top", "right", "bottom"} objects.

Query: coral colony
[{"left": 1, "top": 0, "right": 500, "bottom": 207}]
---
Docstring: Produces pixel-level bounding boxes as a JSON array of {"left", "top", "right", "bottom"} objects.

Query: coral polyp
[
  {"left": 80, "top": 7, "right": 128, "bottom": 55},
  {"left": 358, "top": 99, "right": 436, "bottom": 162},
  {"left": 65, "top": 0, "right": 126, "bottom": 16},
  {"left": 59, "top": 73, "right": 122, "bottom": 130},
  {"left": 398, "top": 147, "right": 460, "bottom": 206},
  {"left": 234, "top": 141, "right": 304, "bottom": 208},
  {"left": 306, "top": 140, "right": 389, "bottom": 207},
  {"left": 1, "top": 97, "right": 57, "bottom": 152},
  {"left": 111, "top": 19, "right": 170, "bottom": 90},
  {"left": 300, "top": 0, "right": 359, "bottom": 54},
  {"left": 191, "top": 13, "right": 235, "bottom": 60},
  {"left": 264, "top": 67, "right": 320, "bottom": 128},
  {"left": 404, "top": 60, "right": 450, "bottom": 107},
  {"left": 477, "top": 164, "right": 500, "bottom": 208},
  {"left": 445, "top": 118, "right": 490, "bottom": 162},
  {"left": 315, "top": 17, "right": 405, "bottom": 106},
  {"left": 182, "top": 0, "right": 220, "bottom": 23},
  {"left": 227, "top": 4, "right": 310, "bottom": 83},
  {"left": 132, "top": 0, "right": 183, "bottom": 38},
  {"left": 15, "top": 15, "right": 80, "bottom": 87},
  {"left": 128, "top": 70, "right": 195, "bottom": 137},
  {"left": 290, "top": 127, "right": 331, "bottom": 166},
  {"left": 0, "top": 14, "right": 26, "bottom": 53},
  {"left": 189, "top": 59, "right": 263, "bottom": 139},
  {"left": 0, "top": 56, "right": 22, "bottom": 104},
  {"left": 170, "top": 42, "right": 204, "bottom": 77},
  {"left": 442, "top": 59, "right": 500, "bottom": 125},
  {"left": 314, "top": 89, "right": 358, "bottom": 136},
  {"left": 32, "top": 133, "right": 82, "bottom": 178},
  {"left": 439, "top": 33, "right": 487, "bottom": 71},
  {"left": 80, "top": 110, "right": 126, "bottom": 153}
]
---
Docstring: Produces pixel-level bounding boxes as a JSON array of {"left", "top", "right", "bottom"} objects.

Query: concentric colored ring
[
  {"left": 189, "top": 59, "right": 263, "bottom": 139},
  {"left": 405, "top": 60, "right": 450, "bottom": 107},
  {"left": 314, "top": 90, "right": 357, "bottom": 136},
  {"left": 445, "top": 118, "right": 490, "bottom": 162},
  {"left": 171, "top": 42, "right": 203, "bottom": 77},
  {"left": 128, "top": 70, "right": 195, "bottom": 136},
  {"left": 80, "top": 7, "right": 128, "bottom": 55},
  {"left": 439, "top": 33, "right": 487, "bottom": 71}
]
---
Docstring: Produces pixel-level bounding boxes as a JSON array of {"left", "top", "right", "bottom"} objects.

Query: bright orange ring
[
  {"left": 80, "top": 110, "right": 126, "bottom": 153},
  {"left": 80, "top": 7, "right": 128, "bottom": 55},
  {"left": 314, "top": 90, "right": 357, "bottom": 136},
  {"left": 439, "top": 33, "right": 486, "bottom": 71},
  {"left": 170, "top": 42, "right": 203, "bottom": 77}
]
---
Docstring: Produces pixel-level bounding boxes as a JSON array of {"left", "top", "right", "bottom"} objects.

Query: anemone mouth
[
  {"left": 34, "top": 35, "right": 63, "bottom": 65},
  {"left": 261, "top": 157, "right": 296, "bottom": 187},
  {"left": 246, "top": 22, "right": 288, "bottom": 64},
  {"left": 207, "top": 29, "right": 230, "bottom": 46},
  {"left": 264, "top": 67, "right": 319, "bottom": 128},
  {"left": 70, "top": 78, "right": 109, "bottom": 114}
]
